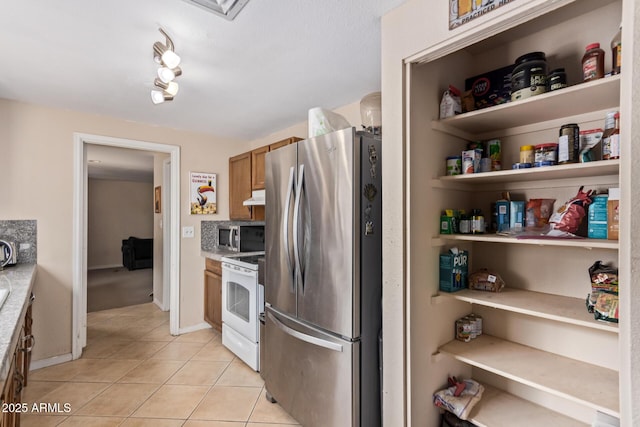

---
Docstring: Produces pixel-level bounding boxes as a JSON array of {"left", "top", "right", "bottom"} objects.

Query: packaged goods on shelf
[
  {"left": 579, "top": 128, "right": 604, "bottom": 162},
  {"left": 607, "top": 188, "right": 620, "bottom": 240},
  {"left": 525, "top": 198, "right": 555, "bottom": 228},
  {"left": 468, "top": 269, "right": 505, "bottom": 292},
  {"left": 439, "top": 248, "right": 468, "bottom": 293},
  {"left": 511, "top": 51, "right": 548, "bottom": 101},
  {"left": 586, "top": 261, "right": 619, "bottom": 323},
  {"left": 433, "top": 378, "right": 485, "bottom": 421},
  {"left": 588, "top": 194, "right": 609, "bottom": 239},
  {"left": 509, "top": 201, "right": 525, "bottom": 232},
  {"left": 548, "top": 186, "right": 593, "bottom": 236},
  {"left": 440, "top": 85, "right": 462, "bottom": 119},
  {"left": 464, "top": 64, "right": 514, "bottom": 111}
]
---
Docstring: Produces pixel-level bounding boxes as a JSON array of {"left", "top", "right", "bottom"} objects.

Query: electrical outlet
[{"left": 182, "top": 226, "right": 195, "bottom": 238}]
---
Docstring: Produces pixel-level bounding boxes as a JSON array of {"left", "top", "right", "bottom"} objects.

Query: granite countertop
[
  {"left": 201, "top": 249, "right": 265, "bottom": 261},
  {"left": 0, "top": 264, "right": 37, "bottom": 385}
]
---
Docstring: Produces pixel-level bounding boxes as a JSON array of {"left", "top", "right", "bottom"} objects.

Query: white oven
[{"left": 221, "top": 254, "right": 264, "bottom": 371}]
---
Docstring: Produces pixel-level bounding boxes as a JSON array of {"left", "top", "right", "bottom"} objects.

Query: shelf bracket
[
  {"left": 431, "top": 351, "right": 443, "bottom": 363},
  {"left": 431, "top": 294, "right": 443, "bottom": 305}
]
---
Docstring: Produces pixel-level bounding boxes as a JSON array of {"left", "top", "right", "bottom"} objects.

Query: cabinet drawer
[{"left": 205, "top": 258, "right": 222, "bottom": 275}]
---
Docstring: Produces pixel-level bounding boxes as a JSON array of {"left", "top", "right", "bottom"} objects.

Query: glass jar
[
  {"left": 582, "top": 43, "right": 605, "bottom": 82},
  {"left": 471, "top": 209, "right": 485, "bottom": 234},
  {"left": 534, "top": 143, "right": 558, "bottom": 165},
  {"left": 519, "top": 145, "right": 535, "bottom": 165}
]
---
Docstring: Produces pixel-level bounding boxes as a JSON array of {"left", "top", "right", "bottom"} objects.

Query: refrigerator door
[
  {"left": 264, "top": 306, "right": 357, "bottom": 427},
  {"left": 265, "top": 143, "right": 297, "bottom": 317},
  {"left": 295, "top": 127, "right": 358, "bottom": 339}
]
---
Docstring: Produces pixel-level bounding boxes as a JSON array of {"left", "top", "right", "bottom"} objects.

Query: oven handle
[{"left": 283, "top": 166, "right": 295, "bottom": 290}]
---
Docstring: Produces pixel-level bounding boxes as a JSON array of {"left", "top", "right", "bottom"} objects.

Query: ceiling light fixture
[
  {"left": 151, "top": 28, "right": 182, "bottom": 105},
  {"left": 182, "top": 0, "right": 250, "bottom": 21}
]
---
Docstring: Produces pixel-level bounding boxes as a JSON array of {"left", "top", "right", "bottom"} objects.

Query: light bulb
[
  {"left": 158, "top": 67, "right": 176, "bottom": 83},
  {"left": 151, "top": 90, "right": 174, "bottom": 104},
  {"left": 161, "top": 50, "right": 181, "bottom": 69},
  {"left": 165, "top": 82, "right": 179, "bottom": 96}
]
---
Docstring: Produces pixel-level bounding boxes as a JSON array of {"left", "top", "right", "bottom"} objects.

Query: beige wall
[
  {"left": 0, "top": 98, "right": 248, "bottom": 361},
  {"left": 87, "top": 179, "right": 153, "bottom": 269},
  {"left": 247, "top": 102, "right": 362, "bottom": 149}
]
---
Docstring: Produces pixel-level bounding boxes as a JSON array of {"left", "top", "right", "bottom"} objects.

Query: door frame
[
  {"left": 161, "top": 157, "right": 172, "bottom": 310},
  {"left": 72, "top": 133, "right": 181, "bottom": 359}
]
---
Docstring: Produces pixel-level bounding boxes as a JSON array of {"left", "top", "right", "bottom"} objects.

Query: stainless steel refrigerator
[{"left": 264, "top": 127, "right": 382, "bottom": 427}]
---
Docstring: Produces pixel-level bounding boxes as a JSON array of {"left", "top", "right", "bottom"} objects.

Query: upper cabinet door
[
  {"left": 251, "top": 146, "right": 269, "bottom": 191},
  {"left": 229, "top": 152, "right": 253, "bottom": 220}
]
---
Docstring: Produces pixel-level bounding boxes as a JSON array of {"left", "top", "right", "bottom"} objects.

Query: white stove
[{"left": 221, "top": 253, "right": 264, "bottom": 371}]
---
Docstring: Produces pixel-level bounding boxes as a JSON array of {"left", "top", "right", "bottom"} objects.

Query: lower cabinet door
[{"left": 204, "top": 270, "right": 222, "bottom": 332}]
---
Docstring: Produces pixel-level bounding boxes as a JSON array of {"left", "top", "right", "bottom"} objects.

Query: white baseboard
[
  {"left": 178, "top": 322, "right": 211, "bottom": 335},
  {"left": 153, "top": 298, "right": 168, "bottom": 311},
  {"left": 30, "top": 353, "right": 73, "bottom": 371},
  {"left": 87, "top": 264, "right": 123, "bottom": 271}
]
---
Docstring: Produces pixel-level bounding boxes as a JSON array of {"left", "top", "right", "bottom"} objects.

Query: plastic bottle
[
  {"left": 602, "top": 111, "right": 620, "bottom": 160},
  {"left": 611, "top": 24, "right": 622, "bottom": 75},
  {"left": 582, "top": 43, "right": 605, "bottom": 82}
]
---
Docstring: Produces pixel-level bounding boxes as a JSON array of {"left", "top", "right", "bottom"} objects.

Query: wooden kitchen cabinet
[
  {"left": 204, "top": 258, "right": 222, "bottom": 332},
  {"left": 251, "top": 137, "right": 302, "bottom": 191},
  {"left": 229, "top": 152, "right": 253, "bottom": 220},
  {"left": 0, "top": 294, "right": 33, "bottom": 427}
]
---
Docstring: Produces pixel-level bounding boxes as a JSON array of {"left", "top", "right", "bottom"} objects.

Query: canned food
[
  {"left": 558, "top": 124, "right": 580, "bottom": 164},
  {"left": 456, "top": 319, "right": 472, "bottom": 342},
  {"left": 446, "top": 156, "right": 462, "bottom": 176},
  {"left": 534, "top": 143, "right": 558, "bottom": 164},
  {"left": 463, "top": 316, "right": 477, "bottom": 339},
  {"left": 487, "top": 139, "right": 501, "bottom": 171}
]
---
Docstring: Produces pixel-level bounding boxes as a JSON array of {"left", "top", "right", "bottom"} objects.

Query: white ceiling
[{"left": 1, "top": 0, "right": 406, "bottom": 143}]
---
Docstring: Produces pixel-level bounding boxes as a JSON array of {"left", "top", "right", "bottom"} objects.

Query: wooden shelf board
[
  {"left": 433, "top": 75, "right": 621, "bottom": 136},
  {"left": 468, "top": 384, "right": 588, "bottom": 427},
  {"left": 436, "top": 234, "right": 619, "bottom": 250},
  {"left": 439, "top": 288, "right": 618, "bottom": 333},
  {"left": 439, "top": 335, "right": 619, "bottom": 417},
  {"left": 435, "top": 160, "right": 619, "bottom": 186}
]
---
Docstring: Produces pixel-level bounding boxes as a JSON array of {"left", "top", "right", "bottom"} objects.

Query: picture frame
[
  {"left": 154, "top": 186, "right": 161, "bottom": 213},
  {"left": 449, "top": 0, "right": 516, "bottom": 30},
  {"left": 190, "top": 172, "right": 217, "bottom": 215}
]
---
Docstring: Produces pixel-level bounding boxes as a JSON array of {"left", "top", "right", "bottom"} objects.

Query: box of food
[
  {"left": 439, "top": 248, "right": 469, "bottom": 293},
  {"left": 588, "top": 194, "right": 608, "bottom": 239},
  {"left": 464, "top": 65, "right": 515, "bottom": 111},
  {"left": 509, "top": 201, "right": 525, "bottom": 232}
]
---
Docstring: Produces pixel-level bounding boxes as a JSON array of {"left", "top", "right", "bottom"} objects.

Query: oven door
[{"left": 222, "top": 261, "right": 259, "bottom": 343}]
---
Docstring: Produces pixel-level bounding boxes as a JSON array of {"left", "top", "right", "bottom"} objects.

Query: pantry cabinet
[
  {"left": 402, "top": 0, "right": 633, "bottom": 425},
  {"left": 204, "top": 258, "right": 222, "bottom": 332}
]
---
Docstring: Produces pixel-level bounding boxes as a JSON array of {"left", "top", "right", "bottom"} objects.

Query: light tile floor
[{"left": 22, "top": 303, "right": 300, "bottom": 427}]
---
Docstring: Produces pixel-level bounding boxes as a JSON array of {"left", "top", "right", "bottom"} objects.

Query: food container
[
  {"left": 558, "top": 123, "right": 580, "bottom": 164},
  {"left": 439, "top": 248, "right": 468, "bottom": 293},
  {"left": 548, "top": 68, "right": 567, "bottom": 91},
  {"left": 511, "top": 51, "right": 548, "bottom": 101},
  {"left": 446, "top": 156, "right": 462, "bottom": 176},
  {"left": 487, "top": 139, "right": 501, "bottom": 171},
  {"left": 519, "top": 145, "right": 535, "bottom": 164},
  {"left": 512, "top": 162, "right": 532, "bottom": 169},
  {"left": 534, "top": 161, "right": 555, "bottom": 167},
  {"left": 534, "top": 143, "right": 558, "bottom": 164}
]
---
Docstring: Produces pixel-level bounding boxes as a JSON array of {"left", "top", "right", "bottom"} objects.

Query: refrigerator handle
[
  {"left": 293, "top": 164, "right": 305, "bottom": 292},
  {"left": 283, "top": 166, "right": 296, "bottom": 289},
  {"left": 268, "top": 311, "right": 343, "bottom": 352}
]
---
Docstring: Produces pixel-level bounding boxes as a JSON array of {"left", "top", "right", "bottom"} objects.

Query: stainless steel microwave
[{"left": 217, "top": 225, "right": 265, "bottom": 252}]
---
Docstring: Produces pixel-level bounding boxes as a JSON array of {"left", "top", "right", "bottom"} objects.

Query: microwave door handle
[
  {"left": 229, "top": 229, "right": 236, "bottom": 250},
  {"left": 292, "top": 164, "right": 305, "bottom": 293},
  {"left": 283, "top": 166, "right": 296, "bottom": 290}
]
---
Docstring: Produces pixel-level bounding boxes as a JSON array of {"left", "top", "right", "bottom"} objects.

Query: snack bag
[
  {"left": 440, "top": 85, "right": 462, "bottom": 119},
  {"left": 586, "top": 261, "right": 619, "bottom": 323},
  {"left": 548, "top": 186, "right": 593, "bottom": 235}
]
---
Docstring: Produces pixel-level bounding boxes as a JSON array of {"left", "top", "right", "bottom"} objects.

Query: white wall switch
[{"left": 182, "top": 226, "right": 194, "bottom": 238}]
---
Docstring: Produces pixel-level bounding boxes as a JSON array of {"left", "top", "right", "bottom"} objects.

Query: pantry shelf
[
  {"left": 434, "top": 234, "right": 619, "bottom": 250},
  {"left": 438, "top": 288, "right": 618, "bottom": 333},
  {"left": 438, "top": 335, "right": 619, "bottom": 417},
  {"left": 433, "top": 160, "right": 619, "bottom": 187},
  {"left": 432, "top": 75, "right": 621, "bottom": 137},
  {"left": 467, "top": 384, "right": 588, "bottom": 427}
]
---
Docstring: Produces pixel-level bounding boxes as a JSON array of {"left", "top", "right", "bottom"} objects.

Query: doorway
[{"left": 72, "top": 133, "right": 181, "bottom": 360}]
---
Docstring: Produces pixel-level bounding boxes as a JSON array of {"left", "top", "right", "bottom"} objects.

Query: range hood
[{"left": 243, "top": 189, "right": 265, "bottom": 206}]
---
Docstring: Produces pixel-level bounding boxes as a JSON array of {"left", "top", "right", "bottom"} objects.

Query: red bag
[{"left": 549, "top": 187, "right": 593, "bottom": 233}]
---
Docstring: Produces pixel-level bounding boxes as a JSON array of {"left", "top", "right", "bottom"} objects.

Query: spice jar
[
  {"left": 519, "top": 145, "right": 534, "bottom": 165},
  {"left": 582, "top": 43, "right": 605, "bottom": 82}
]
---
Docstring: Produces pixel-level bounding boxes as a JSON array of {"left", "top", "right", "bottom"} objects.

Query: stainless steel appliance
[
  {"left": 264, "top": 128, "right": 382, "bottom": 427},
  {"left": 221, "top": 254, "right": 265, "bottom": 371},
  {"left": 217, "top": 225, "right": 265, "bottom": 252}
]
